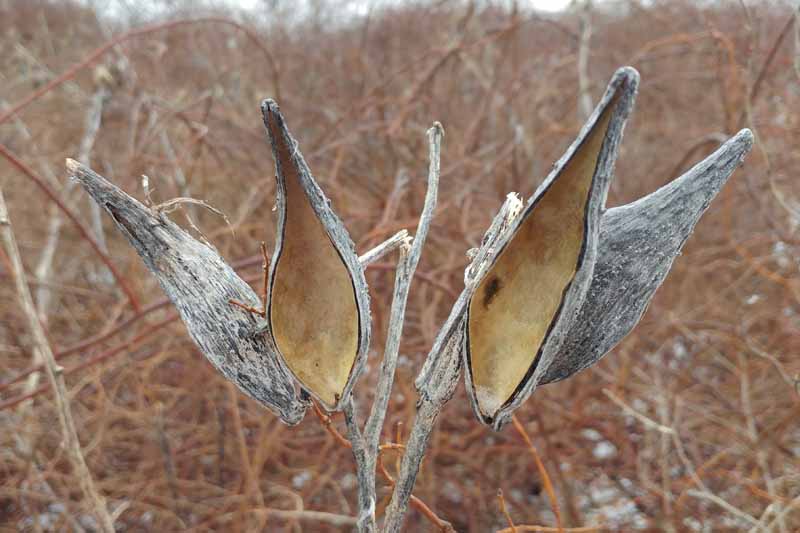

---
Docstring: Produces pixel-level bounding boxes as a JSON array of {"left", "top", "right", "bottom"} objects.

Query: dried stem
[
  {"left": 383, "top": 394, "right": 448, "bottom": 533},
  {"left": 511, "top": 415, "right": 564, "bottom": 532},
  {"left": 383, "top": 194, "right": 524, "bottom": 532},
  {"left": 342, "top": 397, "right": 377, "bottom": 532},
  {"left": 0, "top": 143, "right": 140, "bottom": 311},
  {"left": 0, "top": 189, "right": 116, "bottom": 533},
  {"left": 359, "top": 229, "right": 410, "bottom": 266},
  {"left": 23, "top": 86, "right": 109, "bottom": 411},
  {"left": 497, "top": 489, "right": 518, "bottom": 533},
  {"left": 365, "top": 123, "right": 443, "bottom": 450},
  {"left": 577, "top": 0, "right": 593, "bottom": 122},
  {"left": 310, "top": 402, "right": 453, "bottom": 531},
  {"left": 344, "top": 123, "right": 443, "bottom": 531}
]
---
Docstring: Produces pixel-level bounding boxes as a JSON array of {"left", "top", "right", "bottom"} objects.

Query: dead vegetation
[{"left": 1, "top": 0, "right": 798, "bottom": 531}]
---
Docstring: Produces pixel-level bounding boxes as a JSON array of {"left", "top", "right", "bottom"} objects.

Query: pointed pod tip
[
  {"left": 261, "top": 98, "right": 278, "bottom": 112},
  {"left": 609, "top": 67, "right": 639, "bottom": 118},
  {"left": 711, "top": 129, "right": 754, "bottom": 172},
  {"left": 735, "top": 128, "right": 755, "bottom": 150},
  {"left": 260, "top": 99, "right": 285, "bottom": 129},
  {"left": 613, "top": 66, "right": 640, "bottom": 89},
  {"left": 260, "top": 99, "right": 291, "bottom": 152},
  {"left": 65, "top": 159, "right": 118, "bottom": 204}
]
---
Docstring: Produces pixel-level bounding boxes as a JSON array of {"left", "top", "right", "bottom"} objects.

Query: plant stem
[{"left": 0, "top": 189, "right": 116, "bottom": 533}]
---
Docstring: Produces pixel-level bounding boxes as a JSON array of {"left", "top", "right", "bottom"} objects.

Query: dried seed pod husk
[
  {"left": 261, "top": 100, "right": 371, "bottom": 412},
  {"left": 464, "top": 67, "right": 639, "bottom": 429},
  {"left": 539, "top": 128, "right": 754, "bottom": 384},
  {"left": 69, "top": 161, "right": 307, "bottom": 425}
]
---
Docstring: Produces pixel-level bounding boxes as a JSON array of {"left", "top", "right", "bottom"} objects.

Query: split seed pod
[
  {"left": 464, "top": 68, "right": 639, "bottom": 428},
  {"left": 68, "top": 161, "right": 307, "bottom": 425},
  {"left": 261, "top": 100, "right": 371, "bottom": 412},
  {"left": 539, "top": 127, "right": 753, "bottom": 384}
]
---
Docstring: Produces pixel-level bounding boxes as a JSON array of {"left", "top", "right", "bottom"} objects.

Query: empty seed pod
[
  {"left": 539, "top": 128, "right": 754, "bottom": 384},
  {"left": 464, "top": 67, "right": 639, "bottom": 428},
  {"left": 68, "top": 161, "right": 307, "bottom": 425},
  {"left": 261, "top": 100, "right": 371, "bottom": 412}
]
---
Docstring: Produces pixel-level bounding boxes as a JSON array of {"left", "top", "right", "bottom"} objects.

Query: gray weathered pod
[
  {"left": 463, "top": 67, "right": 639, "bottom": 429},
  {"left": 67, "top": 160, "right": 308, "bottom": 425},
  {"left": 261, "top": 100, "right": 371, "bottom": 412},
  {"left": 539, "top": 128, "right": 753, "bottom": 384}
]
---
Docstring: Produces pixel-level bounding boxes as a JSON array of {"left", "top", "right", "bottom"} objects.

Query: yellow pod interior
[
  {"left": 467, "top": 101, "right": 617, "bottom": 420},
  {"left": 268, "top": 131, "right": 360, "bottom": 409}
]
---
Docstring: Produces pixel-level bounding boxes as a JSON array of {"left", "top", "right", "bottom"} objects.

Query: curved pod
[
  {"left": 262, "top": 100, "right": 371, "bottom": 411},
  {"left": 464, "top": 68, "right": 639, "bottom": 429},
  {"left": 540, "top": 128, "right": 754, "bottom": 384},
  {"left": 68, "top": 162, "right": 307, "bottom": 425}
]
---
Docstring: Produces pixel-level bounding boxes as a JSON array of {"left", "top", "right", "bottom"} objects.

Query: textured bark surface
[
  {"left": 68, "top": 161, "right": 308, "bottom": 425},
  {"left": 540, "top": 128, "right": 754, "bottom": 384},
  {"left": 262, "top": 100, "right": 371, "bottom": 411},
  {"left": 385, "top": 194, "right": 524, "bottom": 533}
]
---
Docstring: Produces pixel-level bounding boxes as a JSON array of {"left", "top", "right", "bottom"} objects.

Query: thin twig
[
  {"left": 795, "top": 4, "right": 800, "bottom": 81},
  {"left": 497, "top": 489, "right": 518, "bottom": 533},
  {"left": 359, "top": 230, "right": 410, "bottom": 266},
  {"left": 0, "top": 17, "right": 281, "bottom": 125},
  {"left": 511, "top": 416, "right": 564, "bottom": 533},
  {"left": 203, "top": 507, "right": 358, "bottom": 528},
  {"left": 35, "top": 85, "right": 108, "bottom": 324},
  {"left": 496, "top": 526, "right": 604, "bottom": 533},
  {"left": 577, "top": 0, "right": 593, "bottom": 122},
  {"left": 686, "top": 490, "right": 761, "bottom": 528},
  {"left": 602, "top": 388, "right": 676, "bottom": 434},
  {"left": 0, "top": 147, "right": 140, "bottom": 311},
  {"left": 736, "top": 13, "right": 795, "bottom": 128},
  {"left": 383, "top": 193, "right": 523, "bottom": 533},
  {"left": 671, "top": 399, "right": 761, "bottom": 529},
  {"left": 738, "top": 352, "right": 786, "bottom": 533},
  {"left": 310, "top": 402, "right": 451, "bottom": 531},
  {"left": 342, "top": 397, "right": 377, "bottom": 532},
  {"left": 312, "top": 401, "right": 352, "bottom": 449},
  {"left": 353, "top": 123, "right": 442, "bottom": 530},
  {"left": 0, "top": 189, "right": 116, "bottom": 533}
]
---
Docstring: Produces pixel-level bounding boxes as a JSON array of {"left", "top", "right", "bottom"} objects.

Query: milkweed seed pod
[
  {"left": 539, "top": 127, "right": 753, "bottom": 384},
  {"left": 261, "top": 100, "right": 371, "bottom": 412},
  {"left": 68, "top": 161, "right": 308, "bottom": 425},
  {"left": 463, "top": 67, "right": 639, "bottom": 429}
]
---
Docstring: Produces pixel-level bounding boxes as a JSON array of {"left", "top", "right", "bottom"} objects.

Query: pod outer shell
[
  {"left": 70, "top": 161, "right": 308, "bottom": 425},
  {"left": 540, "top": 128, "right": 754, "bottom": 385},
  {"left": 463, "top": 67, "right": 639, "bottom": 430},
  {"left": 262, "top": 100, "right": 372, "bottom": 412}
]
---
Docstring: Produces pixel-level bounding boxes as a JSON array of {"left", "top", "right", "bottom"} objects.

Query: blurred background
[{"left": 1, "top": 0, "right": 798, "bottom": 531}]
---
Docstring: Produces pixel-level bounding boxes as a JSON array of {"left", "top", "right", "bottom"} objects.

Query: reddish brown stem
[
  {"left": 0, "top": 315, "right": 177, "bottom": 410},
  {"left": 511, "top": 415, "right": 564, "bottom": 533},
  {"left": 0, "top": 143, "right": 141, "bottom": 312}
]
